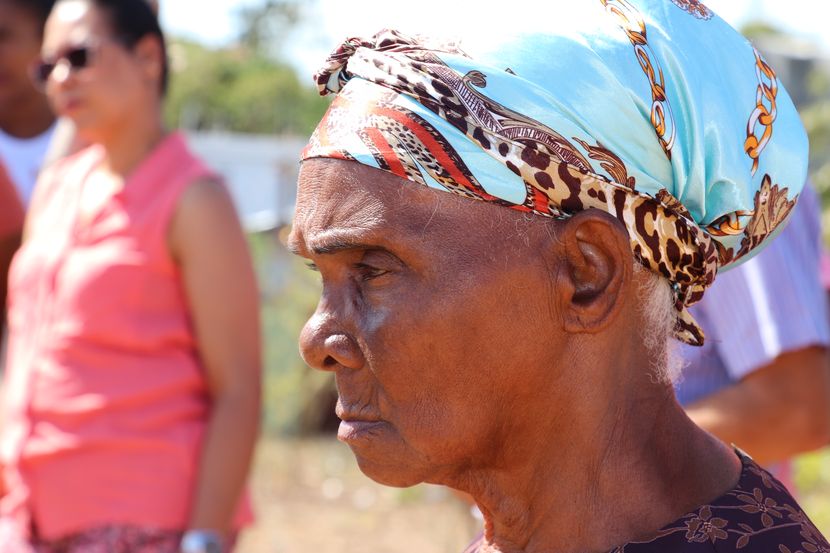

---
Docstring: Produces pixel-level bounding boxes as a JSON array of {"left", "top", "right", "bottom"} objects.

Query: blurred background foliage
[
  {"left": 164, "top": 40, "right": 330, "bottom": 136},
  {"left": 164, "top": 0, "right": 329, "bottom": 136}
]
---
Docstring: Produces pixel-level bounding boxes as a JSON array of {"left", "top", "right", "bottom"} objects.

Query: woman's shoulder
[
  {"left": 130, "top": 132, "right": 218, "bottom": 198},
  {"left": 166, "top": 173, "right": 239, "bottom": 258},
  {"left": 615, "top": 452, "right": 830, "bottom": 552}
]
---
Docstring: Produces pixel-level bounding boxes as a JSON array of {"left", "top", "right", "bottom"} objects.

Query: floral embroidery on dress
[
  {"left": 683, "top": 505, "right": 729, "bottom": 543},
  {"left": 616, "top": 451, "right": 830, "bottom": 552},
  {"left": 465, "top": 451, "right": 830, "bottom": 552}
]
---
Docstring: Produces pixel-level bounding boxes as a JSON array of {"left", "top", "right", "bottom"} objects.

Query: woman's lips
[
  {"left": 60, "top": 97, "right": 83, "bottom": 114},
  {"left": 335, "top": 400, "right": 386, "bottom": 442},
  {"left": 337, "top": 419, "right": 386, "bottom": 442}
]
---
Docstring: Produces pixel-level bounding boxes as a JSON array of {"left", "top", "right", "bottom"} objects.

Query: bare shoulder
[
  {"left": 168, "top": 175, "right": 244, "bottom": 262},
  {"left": 177, "top": 175, "right": 235, "bottom": 214}
]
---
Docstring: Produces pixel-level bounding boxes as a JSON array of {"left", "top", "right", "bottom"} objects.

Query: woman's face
[
  {"left": 290, "top": 158, "right": 570, "bottom": 488},
  {"left": 0, "top": 1, "right": 44, "bottom": 114},
  {"left": 40, "top": 1, "right": 157, "bottom": 139}
]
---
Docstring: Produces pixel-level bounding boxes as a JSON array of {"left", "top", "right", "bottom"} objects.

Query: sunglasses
[{"left": 31, "top": 44, "right": 96, "bottom": 87}]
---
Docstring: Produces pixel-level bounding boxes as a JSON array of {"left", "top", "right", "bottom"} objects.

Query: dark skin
[
  {"left": 0, "top": 0, "right": 54, "bottom": 138},
  {"left": 289, "top": 158, "right": 742, "bottom": 553},
  {"left": 0, "top": 0, "right": 51, "bottom": 340},
  {"left": 0, "top": 230, "right": 20, "bottom": 337},
  {"left": 687, "top": 346, "right": 830, "bottom": 465}
]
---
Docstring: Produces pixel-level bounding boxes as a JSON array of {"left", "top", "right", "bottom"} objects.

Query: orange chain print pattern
[
  {"left": 670, "top": 0, "right": 713, "bottom": 20},
  {"left": 601, "top": 0, "right": 676, "bottom": 160},
  {"left": 745, "top": 49, "right": 778, "bottom": 176}
]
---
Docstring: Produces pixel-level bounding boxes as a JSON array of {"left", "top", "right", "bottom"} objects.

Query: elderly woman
[{"left": 289, "top": 1, "right": 830, "bottom": 552}]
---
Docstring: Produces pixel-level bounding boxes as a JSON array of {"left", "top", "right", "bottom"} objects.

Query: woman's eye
[
  {"left": 305, "top": 261, "right": 319, "bottom": 272},
  {"left": 354, "top": 263, "right": 389, "bottom": 280}
]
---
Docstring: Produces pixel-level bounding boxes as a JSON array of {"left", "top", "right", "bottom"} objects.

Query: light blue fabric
[
  {"left": 315, "top": 0, "right": 808, "bottom": 268},
  {"left": 306, "top": 0, "right": 810, "bottom": 344},
  {"left": 452, "top": 1, "right": 809, "bottom": 248}
]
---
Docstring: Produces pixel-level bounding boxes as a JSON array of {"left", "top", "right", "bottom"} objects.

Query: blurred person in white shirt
[{"left": 0, "top": 0, "right": 57, "bottom": 206}]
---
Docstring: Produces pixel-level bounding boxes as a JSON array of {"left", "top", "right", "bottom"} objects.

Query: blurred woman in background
[{"left": 0, "top": 0, "right": 261, "bottom": 551}]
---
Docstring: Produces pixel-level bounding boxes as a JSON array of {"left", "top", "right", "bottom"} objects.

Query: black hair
[
  {"left": 6, "top": 0, "right": 57, "bottom": 29},
  {"left": 83, "top": 0, "right": 169, "bottom": 95}
]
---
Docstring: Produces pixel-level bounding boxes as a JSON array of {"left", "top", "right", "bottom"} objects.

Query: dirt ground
[
  {"left": 236, "top": 438, "right": 479, "bottom": 553},
  {"left": 237, "top": 438, "right": 830, "bottom": 553}
]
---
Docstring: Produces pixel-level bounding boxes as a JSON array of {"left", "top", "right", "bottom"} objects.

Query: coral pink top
[
  {"left": 0, "top": 161, "right": 24, "bottom": 238},
  {"left": 1, "top": 132, "right": 251, "bottom": 539}
]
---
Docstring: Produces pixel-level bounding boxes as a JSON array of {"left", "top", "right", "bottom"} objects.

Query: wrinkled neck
[{"left": 450, "top": 334, "right": 739, "bottom": 553}]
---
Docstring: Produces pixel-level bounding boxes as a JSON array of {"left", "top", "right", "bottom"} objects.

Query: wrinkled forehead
[
  {"left": 294, "top": 159, "right": 393, "bottom": 228},
  {"left": 290, "top": 158, "right": 520, "bottom": 256}
]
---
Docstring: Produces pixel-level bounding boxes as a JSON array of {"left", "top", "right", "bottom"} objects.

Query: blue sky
[{"left": 159, "top": 0, "right": 830, "bottom": 76}]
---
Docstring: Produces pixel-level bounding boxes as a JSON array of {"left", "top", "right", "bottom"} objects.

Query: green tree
[
  {"left": 236, "top": 0, "right": 302, "bottom": 57},
  {"left": 164, "top": 39, "right": 329, "bottom": 136},
  {"left": 164, "top": 0, "right": 328, "bottom": 136}
]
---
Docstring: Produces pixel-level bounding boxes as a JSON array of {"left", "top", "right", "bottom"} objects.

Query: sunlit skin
[
  {"left": 688, "top": 345, "right": 830, "bottom": 465},
  {"left": 0, "top": 0, "right": 54, "bottom": 137},
  {"left": 0, "top": 165, "right": 21, "bottom": 391},
  {"left": 290, "top": 158, "right": 743, "bottom": 553}
]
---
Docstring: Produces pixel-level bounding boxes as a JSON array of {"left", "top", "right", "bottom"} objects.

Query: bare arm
[
  {"left": 0, "top": 163, "right": 24, "bottom": 336},
  {"left": 169, "top": 177, "right": 262, "bottom": 534},
  {"left": 0, "top": 231, "right": 21, "bottom": 337},
  {"left": 0, "top": 230, "right": 14, "bottom": 499},
  {"left": 686, "top": 345, "right": 830, "bottom": 466}
]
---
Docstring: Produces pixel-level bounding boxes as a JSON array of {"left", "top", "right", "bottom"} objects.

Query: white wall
[{"left": 186, "top": 132, "right": 306, "bottom": 232}]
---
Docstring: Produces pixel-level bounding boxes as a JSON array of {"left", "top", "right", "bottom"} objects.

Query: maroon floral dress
[{"left": 464, "top": 451, "right": 830, "bottom": 552}]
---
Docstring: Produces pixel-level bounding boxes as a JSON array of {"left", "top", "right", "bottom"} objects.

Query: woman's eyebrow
[
  {"left": 310, "top": 240, "right": 381, "bottom": 255},
  {"left": 287, "top": 234, "right": 381, "bottom": 256},
  {"left": 302, "top": 225, "right": 398, "bottom": 255},
  {"left": 286, "top": 233, "right": 375, "bottom": 256}
]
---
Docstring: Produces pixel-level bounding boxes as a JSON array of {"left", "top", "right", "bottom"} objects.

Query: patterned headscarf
[{"left": 302, "top": 0, "right": 808, "bottom": 346}]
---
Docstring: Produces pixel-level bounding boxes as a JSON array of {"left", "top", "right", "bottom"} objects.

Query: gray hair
[
  {"left": 634, "top": 263, "right": 685, "bottom": 384},
  {"left": 503, "top": 213, "right": 686, "bottom": 383}
]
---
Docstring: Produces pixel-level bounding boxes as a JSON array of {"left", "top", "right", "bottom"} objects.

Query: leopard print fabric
[{"left": 304, "top": 25, "right": 801, "bottom": 346}]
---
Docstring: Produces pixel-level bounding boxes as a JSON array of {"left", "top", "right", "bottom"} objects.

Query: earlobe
[{"left": 556, "top": 209, "right": 631, "bottom": 334}]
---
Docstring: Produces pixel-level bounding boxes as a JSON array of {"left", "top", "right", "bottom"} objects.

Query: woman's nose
[{"left": 299, "top": 308, "right": 365, "bottom": 372}]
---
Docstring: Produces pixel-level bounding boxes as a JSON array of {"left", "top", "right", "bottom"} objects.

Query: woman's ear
[
  {"left": 133, "top": 35, "right": 164, "bottom": 90},
  {"left": 553, "top": 208, "right": 632, "bottom": 334}
]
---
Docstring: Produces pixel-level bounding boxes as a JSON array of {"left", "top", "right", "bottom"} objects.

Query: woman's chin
[
  {"left": 355, "top": 458, "right": 425, "bottom": 488},
  {"left": 72, "top": 121, "right": 105, "bottom": 145},
  {"left": 350, "top": 447, "right": 432, "bottom": 488}
]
